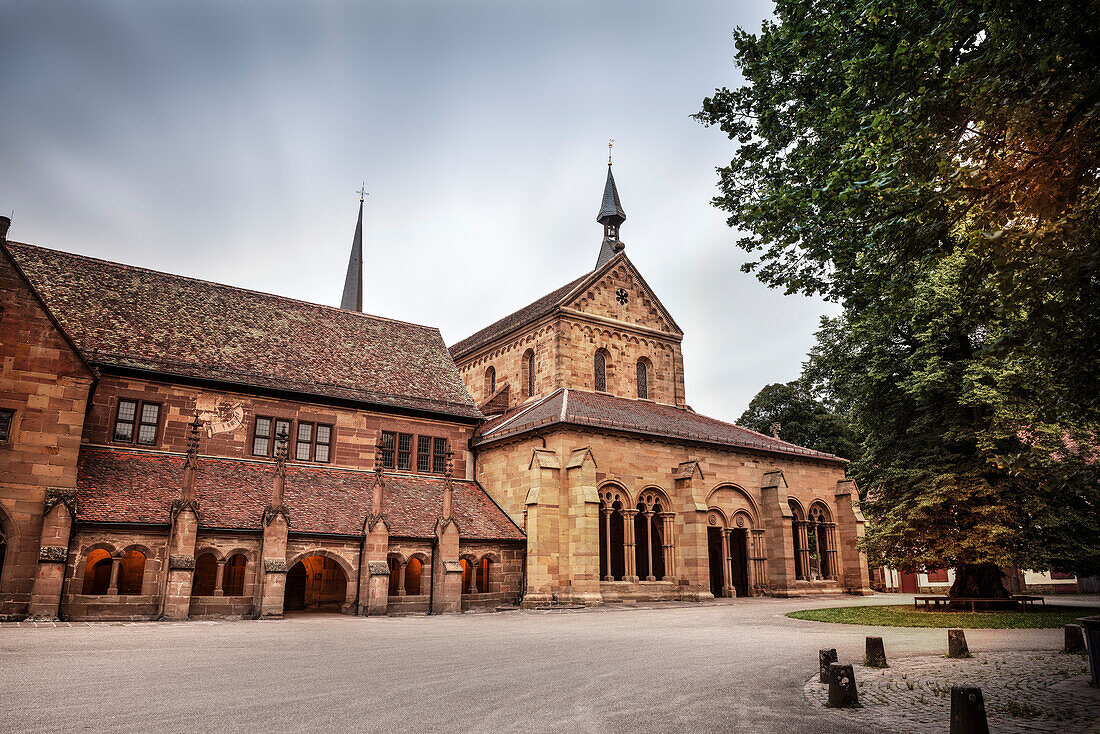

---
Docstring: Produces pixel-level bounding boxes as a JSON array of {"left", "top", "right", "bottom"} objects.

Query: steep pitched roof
[
  {"left": 474, "top": 388, "right": 846, "bottom": 463},
  {"left": 450, "top": 252, "right": 681, "bottom": 359},
  {"left": 7, "top": 242, "right": 481, "bottom": 420},
  {"left": 76, "top": 447, "right": 526, "bottom": 540}
]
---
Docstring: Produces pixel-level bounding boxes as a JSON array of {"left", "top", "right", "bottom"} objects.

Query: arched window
[
  {"left": 485, "top": 367, "right": 496, "bottom": 396},
  {"left": 598, "top": 487, "right": 628, "bottom": 581},
  {"left": 636, "top": 360, "right": 649, "bottom": 399},
  {"left": 594, "top": 351, "right": 607, "bottom": 392},
  {"left": 405, "top": 557, "right": 423, "bottom": 595},
  {"left": 82, "top": 549, "right": 113, "bottom": 594},
  {"left": 191, "top": 553, "right": 218, "bottom": 596},
  {"left": 460, "top": 558, "right": 473, "bottom": 593},
  {"left": 387, "top": 557, "right": 399, "bottom": 594},
  {"left": 807, "top": 504, "right": 836, "bottom": 580},
  {"left": 524, "top": 350, "right": 536, "bottom": 398},
  {"left": 223, "top": 554, "right": 247, "bottom": 595},
  {"left": 789, "top": 500, "right": 807, "bottom": 580},
  {"left": 0, "top": 527, "right": 6, "bottom": 584},
  {"left": 477, "top": 557, "right": 492, "bottom": 593},
  {"left": 117, "top": 549, "right": 146, "bottom": 595}
]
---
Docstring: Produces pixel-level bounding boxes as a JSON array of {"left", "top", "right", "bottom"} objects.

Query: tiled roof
[
  {"left": 474, "top": 388, "right": 846, "bottom": 463},
  {"left": 449, "top": 273, "right": 588, "bottom": 358},
  {"left": 7, "top": 242, "right": 481, "bottom": 420},
  {"left": 76, "top": 447, "right": 526, "bottom": 540}
]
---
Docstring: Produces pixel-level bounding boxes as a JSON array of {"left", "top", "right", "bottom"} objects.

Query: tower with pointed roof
[
  {"left": 595, "top": 163, "right": 626, "bottom": 269},
  {"left": 340, "top": 190, "right": 365, "bottom": 312}
]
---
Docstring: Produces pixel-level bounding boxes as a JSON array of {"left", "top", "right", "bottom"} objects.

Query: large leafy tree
[
  {"left": 698, "top": 0, "right": 1100, "bottom": 594},
  {"left": 738, "top": 380, "right": 862, "bottom": 462}
]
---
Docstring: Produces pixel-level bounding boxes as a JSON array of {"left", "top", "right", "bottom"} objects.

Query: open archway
[{"left": 283, "top": 555, "right": 349, "bottom": 612}]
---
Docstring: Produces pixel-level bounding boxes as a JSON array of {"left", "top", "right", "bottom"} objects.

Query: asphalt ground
[{"left": 2, "top": 593, "right": 1096, "bottom": 733}]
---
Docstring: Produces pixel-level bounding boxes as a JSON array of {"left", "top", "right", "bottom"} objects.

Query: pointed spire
[
  {"left": 340, "top": 188, "right": 366, "bottom": 311},
  {"left": 596, "top": 145, "right": 626, "bottom": 269}
]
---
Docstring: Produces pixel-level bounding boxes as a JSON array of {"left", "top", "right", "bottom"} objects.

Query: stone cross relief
[{"left": 193, "top": 394, "right": 245, "bottom": 438}]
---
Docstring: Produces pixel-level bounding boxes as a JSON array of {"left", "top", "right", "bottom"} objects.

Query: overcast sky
[{"left": 0, "top": 0, "right": 838, "bottom": 421}]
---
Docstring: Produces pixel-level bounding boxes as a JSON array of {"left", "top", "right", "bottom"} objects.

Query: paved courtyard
[{"left": 2, "top": 594, "right": 1098, "bottom": 733}]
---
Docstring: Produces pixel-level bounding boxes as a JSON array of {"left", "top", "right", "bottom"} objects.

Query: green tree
[
  {"left": 738, "top": 380, "right": 862, "bottom": 462},
  {"left": 698, "top": 0, "right": 1100, "bottom": 595}
]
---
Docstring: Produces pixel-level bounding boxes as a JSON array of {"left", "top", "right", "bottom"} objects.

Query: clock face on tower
[{"left": 615, "top": 288, "right": 629, "bottom": 306}]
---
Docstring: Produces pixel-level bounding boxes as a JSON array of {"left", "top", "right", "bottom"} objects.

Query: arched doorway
[
  {"left": 283, "top": 555, "right": 348, "bottom": 612},
  {"left": 729, "top": 529, "right": 749, "bottom": 598}
]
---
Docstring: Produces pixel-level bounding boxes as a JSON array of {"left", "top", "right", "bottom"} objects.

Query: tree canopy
[
  {"left": 738, "top": 380, "right": 862, "bottom": 462},
  {"left": 699, "top": 0, "right": 1100, "bottom": 586}
]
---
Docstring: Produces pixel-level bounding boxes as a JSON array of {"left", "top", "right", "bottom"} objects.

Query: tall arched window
[
  {"left": 594, "top": 351, "right": 607, "bottom": 392},
  {"left": 460, "top": 558, "right": 473, "bottom": 593},
  {"left": 636, "top": 360, "right": 649, "bottom": 399},
  {"left": 191, "top": 553, "right": 218, "bottom": 596},
  {"left": 525, "top": 350, "right": 536, "bottom": 398},
  {"left": 388, "top": 557, "right": 400, "bottom": 595},
  {"left": 82, "top": 549, "right": 113, "bottom": 594},
  {"left": 223, "top": 554, "right": 247, "bottom": 595},
  {"left": 405, "top": 557, "right": 423, "bottom": 595},
  {"left": 117, "top": 549, "right": 146, "bottom": 595},
  {"left": 0, "top": 527, "right": 6, "bottom": 584},
  {"left": 477, "top": 558, "right": 492, "bottom": 593},
  {"left": 485, "top": 367, "right": 496, "bottom": 396}
]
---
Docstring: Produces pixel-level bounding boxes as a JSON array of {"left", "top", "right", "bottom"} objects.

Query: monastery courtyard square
[{"left": 4, "top": 595, "right": 1098, "bottom": 734}]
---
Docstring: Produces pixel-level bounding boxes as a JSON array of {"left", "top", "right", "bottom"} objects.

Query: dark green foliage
[
  {"left": 699, "top": 0, "right": 1100, "bottom": 585},
  {"left": 738, "top": 381, "right": 862, "bottom": 462}
]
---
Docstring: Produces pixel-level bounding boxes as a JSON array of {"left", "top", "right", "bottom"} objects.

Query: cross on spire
[
  {"left": 357, "top": 182, "right": 368, "bottom": 202},
  {"left": 608, "top": 138, "right": 614, "bottom": 165}
]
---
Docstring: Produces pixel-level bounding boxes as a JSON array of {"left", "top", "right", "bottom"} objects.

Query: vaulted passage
[{"left": 284, "top": 556, "right": 347, "bottom": 612}]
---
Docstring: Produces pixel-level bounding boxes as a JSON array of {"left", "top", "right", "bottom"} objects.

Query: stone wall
[
  {"left": 0, "top": 246, "right": 94, "bottom": 618},
  {"left": 475, "top": 426, "right": 869, "bottom": 604}
]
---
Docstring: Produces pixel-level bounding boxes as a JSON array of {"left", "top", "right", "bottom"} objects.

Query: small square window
[
  {"left": 0, "top": 409, "right": 13, "bottom": 442},
  {"left": 380, "top": 431, "right": 396, "bottom": 469},
  {"left": 315, "top": 425, "right": 331, "bottom": 463},
  {"left": 296, "top": 422, "right": 313, "bottom": 461},
  {"left": 417, "top": 436, "right": 432, "bottom": 473},
  {"left": 253, "top": 417, "right": 272, "bottom": 456},
  {"left": 114, "top": 399, "right": 137, "bottom": 442},
  {"left": 397, "top": 433, "right": 412, "bottom": 471},
  {"left": 136, "top": 403, "right": 160, "bottom": 445},
  {"left": 432, "top": 437, "right": 447, "bottom": 474}
]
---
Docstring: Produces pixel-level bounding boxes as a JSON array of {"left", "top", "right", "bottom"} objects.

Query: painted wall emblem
[{"left": 194, "top": 395, "right": 245, "bottom": 437}]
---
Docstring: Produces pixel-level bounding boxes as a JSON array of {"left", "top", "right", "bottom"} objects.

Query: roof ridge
[
  {"left": 7, "top": 240, "right": 439, "bottom": 333},
  {"left": 481, "top": 388, "right": 563, "bottom": 437}
]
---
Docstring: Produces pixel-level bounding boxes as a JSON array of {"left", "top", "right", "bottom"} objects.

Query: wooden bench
[{"left": 914, "top": 594, "right": 1046, "bottom": 611}]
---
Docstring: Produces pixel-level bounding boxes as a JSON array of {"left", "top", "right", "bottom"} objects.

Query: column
[
  {"left": 214, "top": 560, "right": 226, "bottom": 596},
  {"left": 396, "top": 562, "right": 407, "bottom": 596},
  {"left": 602, "top": 507, "right": 613, "bottom": 581},
  {"left": 644, "top": 512, "right": 656, "bottom": 581},
  {"left": 796, "top": 521, "right": 811, "bottom": 580},
  {"left": 660, "top": 513, "right": 675, "bottom": 580},
  {"left": 623, "top": 509, "right": 638, "bottom": 582},
  {"left": 825, "top": 523, "right": 839, "bottom": 580},
  {"left": 107, "top": 557, "right": 121, "bottom": 595},
  {"left": 720, "top": 530, "right": 733, "bottom": 597},
  {"left": 467, "top": 562, "right": 478, "bottom": 594}
]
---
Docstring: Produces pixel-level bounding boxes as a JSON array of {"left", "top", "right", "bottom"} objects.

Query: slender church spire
[
  {"left": 340, "top": 185, "right": 366, "bottom": 311},
  {"left": 596, "top": 140, "right": 626, "bottom": 269}
]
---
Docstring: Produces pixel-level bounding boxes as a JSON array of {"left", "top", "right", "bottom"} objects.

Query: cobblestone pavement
[{"left": 804, "top": 651, "right": 1099, "bottom": 733}]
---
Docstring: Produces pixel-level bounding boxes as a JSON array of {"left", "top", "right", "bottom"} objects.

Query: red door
[{"left": 899, "top": 572, "right": 918, "bottom": 594}]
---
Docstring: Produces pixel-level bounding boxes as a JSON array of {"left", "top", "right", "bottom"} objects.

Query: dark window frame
[
  {"left": 432, "top": 437, "right": 447, "bottom": 474},
  {"left": 526, "top": 351, "right": 535, "bottom": 398},
  {"left": 594, "top": 351, "right": 607, "bottom": 392},
  {"left": 380, "top": 431, "right": 396, "bottom": 469},
  {"left": 252, "top": 416, "right": 291, "bottom": 457},
  {"left": 417, "top": 436, "right": 432, "bottom": 473},
  {"left": 293, "top": 421, "right": 333, "bottom": 463},
  {"left": 636, "top": 360, "right": 648, "bottom": 399},
  {"left": 0, "top": 409, "right": 14, "bottom": 442},
  {"left": 397, "top": 433, "right": 413, "bottom": 471},
  {"left": 113, "top": 399, "right": 161, "bottom": 446}
]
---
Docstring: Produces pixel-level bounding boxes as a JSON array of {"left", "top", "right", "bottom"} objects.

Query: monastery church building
[{"left": 0, "top": 165, "right": 870, "bottom": 621}]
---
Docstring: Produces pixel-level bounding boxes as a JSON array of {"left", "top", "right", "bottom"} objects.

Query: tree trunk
[{"left": 949, "top": 563, "right": 1010, "bottom": 602}]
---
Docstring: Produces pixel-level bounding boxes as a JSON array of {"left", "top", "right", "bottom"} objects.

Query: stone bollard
[
  {"left": 1064, "top": 624, "right": 1086, "bottom": 654},
  {"left": 865, "top": 636, "right": 888, "bottom": 668},
  {"left": 948, "top": 629, "right": 970, "bottom": 658},
  {"left": 826, "top": 662, "right": 860, "bottom": 708},
  {"left": 949, "top": 686, "right": 989, "bottom": 734},
  {"left": 819, "top": 648, "right": 838, "bottom": 683}
]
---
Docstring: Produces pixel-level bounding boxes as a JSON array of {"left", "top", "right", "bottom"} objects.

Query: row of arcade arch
[{"left": 598, "top": 485, "right": 674, "bottom": 583}]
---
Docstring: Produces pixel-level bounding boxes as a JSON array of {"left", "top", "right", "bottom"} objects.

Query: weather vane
[
  {"left": 608, "top": 139, "right": 614, "bottom": 165},
  {"left": 357, "top": 182, "right": 368, "bottom": 202}
]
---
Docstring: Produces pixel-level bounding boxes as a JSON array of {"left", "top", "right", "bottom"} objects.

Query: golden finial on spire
[
  {"left": 608, "top": 139, "right": 614, "bottom": 166},
  {"left": 357, "top": 182, "right": 368, "bottom": 202}
]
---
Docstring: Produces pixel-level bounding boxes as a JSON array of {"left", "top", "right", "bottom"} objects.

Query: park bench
[{"left": 913, "top": 594, "right": 1045, "bottom": 611}]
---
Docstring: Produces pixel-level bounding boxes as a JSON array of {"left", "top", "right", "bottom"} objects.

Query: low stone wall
[
  {"left": 599, "top": 580, "right": 679, "bottom": 603},
  {"left": 387, "top": 593, "right": 430, "bottom": 615},
  {"left": 62, "top": 594, "right": 160, "bottom": 621},
  {"left": 188, "top": 596, "right": 254, "bottom": 619}
]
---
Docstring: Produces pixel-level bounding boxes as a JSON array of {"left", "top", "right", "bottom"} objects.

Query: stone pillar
[
  {"left": 825, "top": 523, "right": 839, "bottom": 580},
  {"left": 760, "top": 470, "right": 796, "bottom": 596},
  {"left": 467, "top": 562, "right": 478, "bottom": 593},
  {"left": 720, "top": 529, "right": 733, "bottom": 597},
  {"left": 28, "top": 490, "right": 76, "bottom": 619},
  {"left": 257, "top": 511, "right": 289, "bottom": 618},
  {"left": 107, "top": 556, "right": 121, "bottom": 595},
  {"left": 162, "top": 502, "right": 200, "bottom": 619},
  {"left": 672, "top": 460, "right": 712, "bottom": 601},
  {"left": 660, "top": 513, "right": 675, "bottom": 580},
  {"left": 834, "top": 480, "right": 872, "bottom": 594},
  {"left": 396, "top": 562, "right": 407, "bottom": 596},
  {"left": 644, "top": 512, "right": 656, "bottom": 581},
  {"left": 432, "top": 518, "right": 463, "bottom": 614},
  {"left": 795, "top": 521, "right": 811, "bottom": 580},
  {"left": 623, "top": 509, "right": 638, "bottom": 582},
  {"left": 359, "top": 514, "right": 390, "bottom": 616},
  {"left": 602, "top": 508, "right": 613, "bottom": 581},
  {"left": 522, "top": 448, "right": 562, "bottom": 607},
  {"left": 562, "top": 447, "right": 602, "bottom": 604},
  {"left": 213, "top": 560, "right": 225, "bottom": 596}
]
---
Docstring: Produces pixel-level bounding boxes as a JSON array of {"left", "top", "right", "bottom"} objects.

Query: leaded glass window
[
  {"left": 417, "top": 436, "right": 432, "bottom": 472},
  {"left": 636, "top": 361, "right": 648, "bottom": 399},
  {"left": 432, "top": 437, "right": 447, "bottom": 473},
  {"left": 594, "top": 351, "right": 607, "bottom": 392}
]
